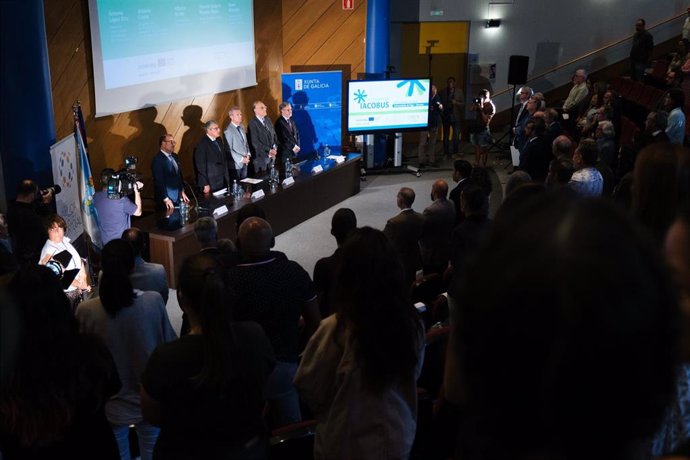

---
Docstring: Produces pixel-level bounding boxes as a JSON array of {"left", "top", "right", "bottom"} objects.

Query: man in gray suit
[
  {"left": 121, "top": 228, "right": 169, "bottom": 304},
  {"left": 383, "top": 187, "right": 425, "bottom": 286},
  {"left": 420, "top": 179, "right": 456, "bottom": 276},
  {"left": 248, "top": 101, "right": 278, "bottom": 176},
  {"left": 224, "top": 106, "right": 251, "bottom": 180}
]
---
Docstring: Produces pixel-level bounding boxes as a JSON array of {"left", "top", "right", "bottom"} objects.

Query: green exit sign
[{"left": 430, "top": 10, "right": 444, "bottom": 16}]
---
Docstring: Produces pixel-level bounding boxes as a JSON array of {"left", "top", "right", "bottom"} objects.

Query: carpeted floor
[{"left": 165, "top": 140, "right": 512, "bottom": 334}]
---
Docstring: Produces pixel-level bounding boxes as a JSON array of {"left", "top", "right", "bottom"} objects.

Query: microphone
[{"left": 183, "top": 181, "right": 209, "bottom": 212}]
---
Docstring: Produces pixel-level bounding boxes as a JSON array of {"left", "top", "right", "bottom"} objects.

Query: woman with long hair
[
  {"left": 295, "top": 227, "right": 425, "bottom": 460},
  {"left": 76, "top": 239, "right": 177, "bottom": 460},
  {"left": 0, "top": 265, "right": 120, "bottom": 459},
  {"left": 140, "top": 253, "right": 275, "bottom": 459}
]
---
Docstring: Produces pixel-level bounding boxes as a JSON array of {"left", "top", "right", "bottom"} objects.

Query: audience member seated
[
  {"left": 664, "top": 88, "right": 686, "bottom": 145},
  {"left": 313, "top": 208, "right": 357, "bottom": 318},
  {"left": 140, "top": 253, "right": 276, "bottom": 458},
  {"left": 383, "top": 187, "right": 425, "bottom": 286},
  {"left": 39, "top": 214, "right": 91, "bottom": 308},
  {"left": 121, "top": 228, "right": 169, "bottom": 304},
  {"left": 568, "top": 139, "right": 604, "bottom": 197},
  {"left": 669, "top": 39, "right": 689, "bottom": 73},
  {"left": 633, "top": 143, "right": 690, "bottom": 244},
  {"left": 76, "top": 239, "right": 177, "bottom": 460},
  {"left": 596, "top": 120, "right": 617, "bottom": 168},
  {"left": 230, "top": 217, "right": 320, "bottom": 427},
  {"left": 545, "top": 157, "right": 575, "bottom": 189},
  {"left": 447, "top": 191, "right": 680, "bottom": 459},
  {"left": 0, "top": 265, "right": 121, "bottom": 459},
  {"left": 576, "top": 92, "right": 603, "bottom": 132},
  {"left": 420, "top": 179, "right": 456, "bottom": 276},
  {"left": 519, "top": 117, "right": 551, "bottom": 183},
  {"left": 449, "top": 159, "right": 473, "bottom": 225},
  {"left": 294, "top": 227, "right": 424, "bottom": 460}
]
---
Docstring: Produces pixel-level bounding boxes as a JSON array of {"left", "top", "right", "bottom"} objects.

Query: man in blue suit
[{"left": 152, "top": 134, "right": 189, "bottom": 211}]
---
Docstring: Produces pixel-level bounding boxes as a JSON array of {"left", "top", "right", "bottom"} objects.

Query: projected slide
[
  {"left": 347, "top": 79, "right": 430, "bottom": 133},
  {"left": 89, "top": 0, "right": 257, "bottom": 116}
]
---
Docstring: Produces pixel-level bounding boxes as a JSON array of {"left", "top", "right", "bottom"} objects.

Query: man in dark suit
[
  {"left": 449, "top": 159, "right": 473, "bottom": 225},
  {"left": 152, "top": 134, "right": 189, "bottom": 211},
  {"left": 248, "top": 100, "right": 278, "bottom": 176},
  {"left": 519, "top": 118, "right": 551, "bottom": 183},
  {"left": 383, "top": 187, "right": 425, "bottom": 286},
  {"left": 194, "top": 120, "right": 231, "bottom": 193},
  {"left": 275, "top": 102, "right": 301, "bottom": 164},
  {"left": 224, "top": 106, "right": 251, "bottom": 180},
  {"left": 420, "top": 180, "right": 456, "bottom": 276}
]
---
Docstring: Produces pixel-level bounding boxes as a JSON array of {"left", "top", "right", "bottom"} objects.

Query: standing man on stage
[
  {"left": 224, "top": 107, "right": 251, "bottom": 181},
  {"left": 275, "top": 102, "right": 301, "bottom": 163},
  {"left": 152, "top": 134, "right": 189, "bottom": 211},
  {"left": 440, "top": 77, "right": 465, "bottom": 158},
  {"left": 248, "top": 101, "right": 278, "bottom": 176},
  {"left": 194, "top": 120, "right": 231, "bottom": 193}
]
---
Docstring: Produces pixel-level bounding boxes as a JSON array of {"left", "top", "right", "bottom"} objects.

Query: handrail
[{"left": 492, "top": 10, "right": 688, "bottom": 98}]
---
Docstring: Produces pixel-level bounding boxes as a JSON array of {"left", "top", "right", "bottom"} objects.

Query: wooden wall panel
[
  {"left": 44, "top": 0, "right": 366, "bottom": 207},
  {"left": 282, "top": 0, "right": 366, "bottom": 81}
]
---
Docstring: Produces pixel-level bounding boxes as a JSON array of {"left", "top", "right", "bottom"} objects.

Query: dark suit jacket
[
  {"left": 420, "top": 198, "right": 456, "bottom": 267},
  {"left": 519, "top": 137, "right": 551, "bottom": 183},
  {"left": 151, "top": 151, "right": 184, "bottom": 211},
  {"left": 544, "top": 121, "right": 563, "bottom": 147},
  {"left": 248, "top": 116, "right": 278, "bottom": 171},
  {"left": 193, "top": 136, "right": 230, "bottom": 191},
  {"left": 275, "top": 116, "right": 300, "bottom": 161},
  {"left": 383, "top": 209, "right": 425, "bottom": 285},
  {"left": 449, "top": 178, "right": 471, "bottom": 225}
]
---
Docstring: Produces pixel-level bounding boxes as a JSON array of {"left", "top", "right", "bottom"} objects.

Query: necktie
[
  {"left": 214, "top": 139, "right": 221, "bottom": 151},
  {"left": 168, "top": 155, "right": 178, "bottom": 172},
  {"left": 263, "top": 117, "right": 271, "bottom": 131}
]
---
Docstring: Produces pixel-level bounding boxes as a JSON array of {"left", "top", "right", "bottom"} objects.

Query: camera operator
[
  {"left": 470, "top": 89, "right": 496, "bottom": 167},
  {"left": 94, "top": 168, "right": 142, "bottom": 245},
  {"left": 7, "top": 179, "right": 56, "bottom": 266}
]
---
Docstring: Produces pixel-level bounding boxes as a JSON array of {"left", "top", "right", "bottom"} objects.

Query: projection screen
[{"left": 88, "top": 0, "right": 256, "bottom": 117}]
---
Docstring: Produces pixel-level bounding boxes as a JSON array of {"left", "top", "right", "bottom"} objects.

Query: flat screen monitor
[{"left": 346, "top": 78, "right": 431, "bottom": 134}]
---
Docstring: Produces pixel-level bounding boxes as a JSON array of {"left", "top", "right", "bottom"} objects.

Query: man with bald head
[
  {"left": 420, "top": 180, "right": 456, "bottom": 275},
  {"left": 552, "top": 135, "right": 573, "bottom": 159},
  {"left": 248, "top": 101, "right": 278, "bottom": 176},
  {"left": 230, "top": 217, "right": 320, "bottom": 427}
]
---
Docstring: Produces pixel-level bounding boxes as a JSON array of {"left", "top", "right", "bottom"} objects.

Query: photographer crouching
[
  {"left": 94, "top": 159, "right": 143, "bottom": 246},
  {"left": 469, "top": 89, "right": 496, "bottom": 167}
]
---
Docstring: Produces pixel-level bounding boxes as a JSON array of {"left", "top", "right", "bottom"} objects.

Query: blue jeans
[
  {"left": 112, "top": 421, "right": 159, "bottom": 460},
  {"left": 263, "top": 360, "right": 301, "bottom": 428}
]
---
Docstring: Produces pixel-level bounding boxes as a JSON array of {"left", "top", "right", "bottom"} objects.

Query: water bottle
[
  {"left": 324, "top": 144, "right": 331, "bottom": 158},
  {"left": 285, "top": 156, "right": 293, "bottom": 179},
  {"left": 269, "top": 163, "right": 279, "bottom": 186},
  {"left": 232, "top": 180, "right": 239, "bottom": 200}
]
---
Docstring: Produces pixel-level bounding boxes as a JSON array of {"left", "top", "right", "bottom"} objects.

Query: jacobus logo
[{"left": 353, "top": 89, "right": 367, "bottom": 103}]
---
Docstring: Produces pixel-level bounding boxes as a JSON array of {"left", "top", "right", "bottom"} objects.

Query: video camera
[{"left": 104, "top": 156, "right": 141, "bottom": 200}]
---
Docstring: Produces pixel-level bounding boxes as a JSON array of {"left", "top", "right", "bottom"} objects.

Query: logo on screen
[
  {"left": 295, "top": 79, "right": 303, "bottom": 90},
  {"left": 353, "top": 89, "right": 367, "bottom": 103}
]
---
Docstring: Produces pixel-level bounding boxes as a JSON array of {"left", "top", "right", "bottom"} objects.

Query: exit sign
[{"left": 343, "top": 0, "right": 354, "bottom": 10}]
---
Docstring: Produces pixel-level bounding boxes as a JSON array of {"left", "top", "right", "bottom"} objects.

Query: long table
[{"left": 133, "top": 153, "right": 362, "bottom": 288}]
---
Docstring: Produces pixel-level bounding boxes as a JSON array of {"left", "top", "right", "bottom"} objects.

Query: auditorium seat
[{"left": 270, "top": 420, "right": 316, "bottom": 460}]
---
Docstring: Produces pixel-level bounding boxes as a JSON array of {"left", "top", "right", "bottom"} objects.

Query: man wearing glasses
[
  {"left": 152, "top": 134, "right": 189, "bottom": 211},
  {"left": 194, "top": 120, "right": 232, "bottom": 194}
]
